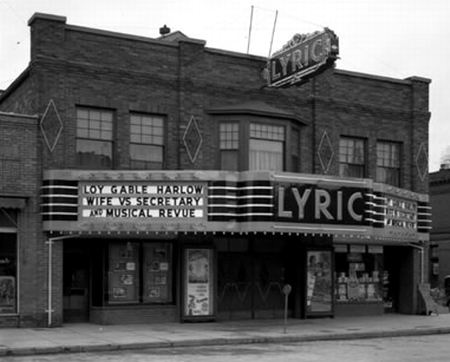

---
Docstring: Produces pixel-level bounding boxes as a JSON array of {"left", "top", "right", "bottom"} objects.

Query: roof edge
[{"left": 0, "top": 67, "right": 31, "bottom": 104}]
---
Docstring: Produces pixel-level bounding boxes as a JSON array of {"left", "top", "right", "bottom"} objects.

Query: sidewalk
[{"left": 1, "top": 313, "right": 450, "bottom": 357}]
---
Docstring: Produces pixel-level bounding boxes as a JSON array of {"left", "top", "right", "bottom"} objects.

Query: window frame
[
  {"left": 75, "top": 107, "right": 115, "bottom": 169},
  {"left": 217, "top": 117, "right": 300, "bottom": 172},
  {"left": 104, "top": 241, "right": 175, "bottom": 306},
  {"left": 376, "top": 140, "right": 402, "bottom": 187},
  {"left": 338, "top": 136, "right": 367, "bottom": 178},
  {"left": 129, "top": 113, "right": 166, "bottom": 170}
]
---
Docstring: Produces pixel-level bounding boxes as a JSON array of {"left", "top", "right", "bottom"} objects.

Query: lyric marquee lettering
[{"left": 80, "top": 183, "right": 205, "bottom": 219}]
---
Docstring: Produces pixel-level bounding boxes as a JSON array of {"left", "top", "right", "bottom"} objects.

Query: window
[
  {"left": 339, "top": 137, "right": 365, "bottom": 178},
  {"left": 0, "top": 209, "right": 17, "bottom": 314},
  {"left": 106, "top": 241, "right": 173, "bottom": 305},
  {"left": 130, "top": 114, "right": 164, "bottom": 169},
  {"left": 376, "top": 141, "right": 401, "bottom": 186},
  {"left": 76, "top": 108, "right": 113, "bottom": 169},
  {"left": 219, "top": 123, "right": 239, "bottom": 171},
  {"left": 249, "top": 123, "right": 285, "bottom": 171},
  {"left": 334, "top": 245, "right": 384, "bottom": 304}
]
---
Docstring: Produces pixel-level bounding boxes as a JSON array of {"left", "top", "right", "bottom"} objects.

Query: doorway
[
  {"left": 217, "top": 238, "right": 292, "bottom": 320},
  {"left": 63, "top": 240, "right": 90, "bottom": 322}
]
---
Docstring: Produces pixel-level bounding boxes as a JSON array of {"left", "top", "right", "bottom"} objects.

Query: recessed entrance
[{"left": 63, "top": 240, "right": 90, "bottom": 323}]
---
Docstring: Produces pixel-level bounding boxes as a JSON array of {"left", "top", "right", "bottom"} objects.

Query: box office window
[
  {"left": 106, "top": 242, "right": 173, "bottom": 305},
  {"left": 130, "top": 114, "right": 164, "bottom": 169},
  {"left": 76, "top": 108, "right": 114, "bottom": 169}
]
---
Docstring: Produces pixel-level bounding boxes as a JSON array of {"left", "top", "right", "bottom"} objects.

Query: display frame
[
  {"left": 181, "top": 246, "right": 216, "bottom": 322},
  {"left": 304, "top": 248, "right": 334, "bottom": 317}
]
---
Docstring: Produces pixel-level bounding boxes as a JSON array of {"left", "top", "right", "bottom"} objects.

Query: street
[{"left": 3, "top": 334, "right": 450, "bottom": 362}]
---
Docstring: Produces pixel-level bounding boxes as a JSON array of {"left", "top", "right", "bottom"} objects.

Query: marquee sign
[
  {"left": 266, "top": 28, "right": 339, "bottom": 88},
  {"left": 80, "top": 183, "right": 205, "bottom": 219},
  {"left": 41, "top": 170, "right": 430, "bottom": 242}
]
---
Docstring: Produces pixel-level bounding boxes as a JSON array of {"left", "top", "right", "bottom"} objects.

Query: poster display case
[
  {"left": 182, "top": 247, "right": 215, "bottom": 321},
  {"left": 143, "top": 243, "right": 172, "bottom": 303},
  {"left": 107, "top": 242, "right": 139, "bottom": 304},
  {"left": 0, "top": 276, "right": 15, "bottom": 314},
  {"left": 306, "top": 250, "right": 333, "bottom": 316}
]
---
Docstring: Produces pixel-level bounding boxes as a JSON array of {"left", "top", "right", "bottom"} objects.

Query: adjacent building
[
  {"left": 429, "top": 166, "right": 450, "bottom": 291},
  {"left": 0, "top": 13, "right": 431, "bottom": 327}
]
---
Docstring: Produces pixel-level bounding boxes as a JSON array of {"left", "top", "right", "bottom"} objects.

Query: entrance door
[
  {"left": 63, "top": 241, "right": 89, "bottom": 322},
  {"left": 217, "top": 250, "right": 287, "bottom": 320}
]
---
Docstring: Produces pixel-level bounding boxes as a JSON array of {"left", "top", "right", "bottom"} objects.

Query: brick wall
[{"left": 0, "top": 113, "right": 46, "bottom": 327}]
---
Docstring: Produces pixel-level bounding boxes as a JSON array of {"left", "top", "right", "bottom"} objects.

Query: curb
[{"left": 2, "top": 327, "right": 450, "bottom": 357}]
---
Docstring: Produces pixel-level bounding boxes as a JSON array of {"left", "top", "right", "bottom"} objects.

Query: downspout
[{"left": 46, "top": 234, "right": 76, "bottom": 327}]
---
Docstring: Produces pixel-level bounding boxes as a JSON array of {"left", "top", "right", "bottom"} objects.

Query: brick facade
[{"left": 0, "top": 13, "right": 431, "bottom": 327}]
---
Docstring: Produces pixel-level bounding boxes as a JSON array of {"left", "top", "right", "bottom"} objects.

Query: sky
[{"left": 0, "top": 0, "right": 449, "bottom": 172}]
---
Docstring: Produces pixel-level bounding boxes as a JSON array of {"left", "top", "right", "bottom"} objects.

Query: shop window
[
  {"left": 376, "top": 141, "right": 401, "bottom": 186},
  {"left": 339, "top": 137, "right": 366, "bottom": 178},
  {"left": 249, "top": 123, "right": 285, "bottom": 171},
  {"left": 143, "top": 243, "right": 172, "bottom": 303},
  {"left": 76, "top": 107, "right": 114, "bottom": 169},
  {"left": 0, "top": 209, "right": 17, "bottom": 315},
  {"left": 0, "top": 234, "right": 16, "bottom": 314},
  {"left": 106, "top": 241, "right": 173, "bottom": 305},
  {"left": 334, "top": 245, "right": 384, "bottom": 304},
  {"left": 130, "top": 113, "right": 164, "bottom": 169},
  {"left": 219, "top": 123, "right": 239, "bottom": 171}
]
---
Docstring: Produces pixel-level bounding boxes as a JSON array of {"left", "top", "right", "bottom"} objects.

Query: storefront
[{"left": 42, "top": 169, "right": 430, "bottom": 324}]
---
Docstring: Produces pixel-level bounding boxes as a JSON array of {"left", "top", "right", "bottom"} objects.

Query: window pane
[
  {"left": 376, "top": 142, "right": 400, "bottom": 186},
  {"left": 0, "top": 233, "right": 17, "bottom": 314},
  {"left": 219, "top": 123, "right": 239, "bottom": 150},
  {"left": 76, "top": 139, "right": 112, "bottom": 169},
  {"left": 249, "top": 139, "right": 283, "bottom": 171},
  {"left": 76, "top": 107, "right": 114, "bottom": 169},
  {"left": 143, "top": 243, "right": 173, "bottom": 303},
  {"left": 130, "top": 114, "right": 165, "bottom": 169},
  {"left": 250, "top": 123, "right": 285, "bottom": 141},
  {"left": 107, "top": 243, "right": 139, "bottom": 304},
  {"left": 130, "top": 144, "right": 163, "bottom": 169},
  {"left": 339, "top": 137, "right": 365, "bottom": 178}
]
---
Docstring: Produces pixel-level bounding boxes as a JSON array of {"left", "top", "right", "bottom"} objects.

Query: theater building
[{"left": 0, "top": 13, "right": 431, "bottom": 327}]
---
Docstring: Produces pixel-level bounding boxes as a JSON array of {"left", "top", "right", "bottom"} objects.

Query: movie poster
[
  {"left": 184, "top": 248, "right": 213, "bottom": 317},
  {"left": 306, "top": 250, "right": 332, "bottom": 314}
]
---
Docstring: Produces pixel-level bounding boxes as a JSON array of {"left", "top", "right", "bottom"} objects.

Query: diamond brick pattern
[
  {"left": 183, "top": 116, "right": 202, "bottom": 163},
  {"left": 40, "top": 99, "right": 63, "bottom": 152},
  {"left": 317, "top": 130, "right": 334, "bottom": 173},
  {"left": 416, "top": 142, "right": 428, "bottom": 182}
]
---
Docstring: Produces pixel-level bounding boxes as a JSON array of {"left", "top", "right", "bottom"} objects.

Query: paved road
[{"left": 4, "top": 334, "right": 450, "bottom": 362}]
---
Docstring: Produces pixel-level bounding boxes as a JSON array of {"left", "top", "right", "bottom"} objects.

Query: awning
[{"left": 0, "top": 197, "right": 26, "bottom": 209}]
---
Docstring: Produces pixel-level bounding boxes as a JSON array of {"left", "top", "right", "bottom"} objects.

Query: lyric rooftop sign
[
  {"left": 266, "top": 28, "right": 339, "bottom": 87},
  {"left": 80, "top": 183, "right": 205, "bottom": 220}
]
